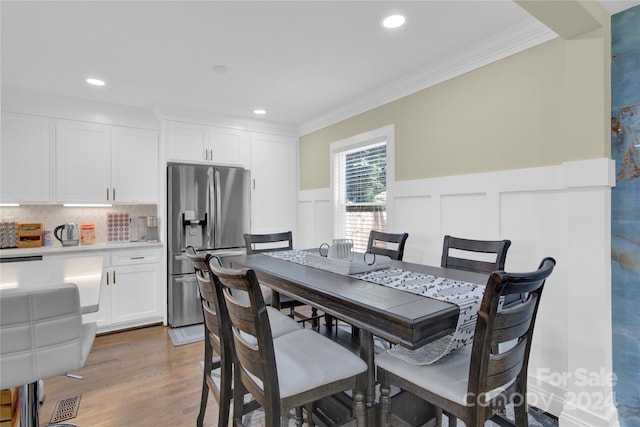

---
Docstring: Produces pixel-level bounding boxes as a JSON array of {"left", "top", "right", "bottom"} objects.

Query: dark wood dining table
[{"left": 227, "top": 251, "right": 488, "bottom": 423}]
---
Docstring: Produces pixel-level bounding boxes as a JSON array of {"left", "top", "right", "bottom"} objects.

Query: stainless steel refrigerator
[{"left": 167, "top": 162, "right": 250, "bottom": 327}]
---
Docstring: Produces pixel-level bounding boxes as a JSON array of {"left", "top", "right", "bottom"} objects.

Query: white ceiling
[{"left": 1, "top": 1, "right": 638, "bottom": 133}]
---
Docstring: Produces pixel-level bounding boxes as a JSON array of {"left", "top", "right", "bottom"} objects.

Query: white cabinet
[
  {"left": 111, "top": 127, "right": 159, "bottom": 203},
  {"left": 250, "top": 132, "right": 298, "bottom": 234},
  {"left": 56, "top": 120, "right": 111, "bottom": 203},
  {"left": 0, "top": 112, "right": 53, "bottom": 203},
  {"left": 56, "top": 120, "right": 159, "bottom": 204},
  {"left": 84, "top": 247, "right": 163, "bottom": 332},
  {"left": 166, "top": 120, "right": 250, "bottom": 167}
]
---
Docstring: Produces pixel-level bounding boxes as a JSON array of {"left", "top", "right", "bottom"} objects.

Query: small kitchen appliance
[{"left": 54, "top": 223, "right": 79, "bottom": 246}]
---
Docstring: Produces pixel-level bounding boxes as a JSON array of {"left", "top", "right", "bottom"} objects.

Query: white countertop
[
  {"left": 0, "top": 241, "right": 163, "bottom": 258},
  {"left": 0, "top": 254, "right": 104, "bottom": 314}
]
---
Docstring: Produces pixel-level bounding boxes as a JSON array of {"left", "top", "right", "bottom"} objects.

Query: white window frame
[{"left": 330, "top": 124, "right": 395, "bottom": 242}]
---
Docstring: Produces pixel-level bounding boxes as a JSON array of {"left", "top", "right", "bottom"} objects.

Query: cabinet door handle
[
  {"left": 106, "top": 187, "right": 110, "bottom": 201},
  {"left": 253, "top": 178, "right": 256, "bottom": 190},
  {"left": 112, "top": 188, "right": 116, "bottom": 201},
  {"left": 106, "top": 271, "right": 110, "bottom": 285},
  {"left": 209, "top": 149, "right": 213, "bottom": 160},
  {"left": 204, "top": 149, "right": 208, "bottom": 160},
  {"left": 113, "top": 270, "right": 116, "bottom": 284}
]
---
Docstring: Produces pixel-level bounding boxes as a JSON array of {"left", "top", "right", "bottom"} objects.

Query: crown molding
[
  {"left": 153, "top": 104, "right": 299, "bottom": 137},
  {"left": 1, "top": 88, "right": 161, "bottom": 130},
  {"left": 297, "top": 20, "right": 557, "bottom": 137}
]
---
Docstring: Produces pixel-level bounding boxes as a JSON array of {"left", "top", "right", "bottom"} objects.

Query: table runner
[{"left": 264, "top": 250, "right": 485, "bottom": 365}]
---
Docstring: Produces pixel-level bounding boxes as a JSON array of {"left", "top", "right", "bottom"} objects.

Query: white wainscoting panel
[{"left": 298, "top": 158, "right": 617, "bottom": 426}]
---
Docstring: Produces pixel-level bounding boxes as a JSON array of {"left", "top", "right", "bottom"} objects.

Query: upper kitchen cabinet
[
  {"left": 0, "top": 112, "right": 53, "bottom": 203},
  {"left": 111, "top": 126, "right": 159, "bottom": 203},
  {"left": 56, "top": 120, "right": 159, "bottom": 204},
  {"left": 250, "top": 132, "right": 297, "bottom": 234},
  {"left": 56, "top": 120, "right": 110, "bottom": 203},
  {"left": 166, "top": 120, "right": 250, "bottom": 167}
]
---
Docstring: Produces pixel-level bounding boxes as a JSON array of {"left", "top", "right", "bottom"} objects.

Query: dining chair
[
  {"left": 0, "top": 283, "right": 96, "bottom": 427},
  {"left": 440, "top": 235, "right": 525, "bottom": 311},
  {"left": 367, "top": 230, "right": 409, "bottom": 261},
  {"left": 208, "top": 259, "right": 368, "bottom": 427},
  {"left": 243, "top": 231, "right": 323, "bottom": 328},
  {"left": 440, "top": 235, "right": 511, "bottom": 274},
  {"left": 376, "top": 257, "right": 556, "bottom": 427},
  {"left": 184, "top": 247, "right": 301, "bottom": 427}
]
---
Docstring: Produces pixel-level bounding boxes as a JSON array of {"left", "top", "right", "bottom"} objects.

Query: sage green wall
[{"left": 299, "top": 33, "right": 610, "bottom": 190}]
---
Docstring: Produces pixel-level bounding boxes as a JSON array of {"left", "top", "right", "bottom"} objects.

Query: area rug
[
  {"left": 244, "top": 404, "right": 557, "bottom": 427},
  {"left": 442, "top": 405, "right": 558, "bottom": 427},
  {"left": 168, "top": 324, "right": 204, "bottom": 346}
]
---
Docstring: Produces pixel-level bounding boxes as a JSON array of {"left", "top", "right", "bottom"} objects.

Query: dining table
[{"left": 227, "top": 249, "right": 489, "bottom": 425}]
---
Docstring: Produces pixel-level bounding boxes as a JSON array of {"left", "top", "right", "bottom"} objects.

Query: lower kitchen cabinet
[{"left": 84, "top": 247, "right": 163, "bottom": 332}]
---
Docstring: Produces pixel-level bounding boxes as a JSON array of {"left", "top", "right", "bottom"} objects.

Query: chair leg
[
  {"left": 217, "top": 357, "right": 232, "bottom": 427},
  {"left": 324, "top": 314, "right": 334, "bottom": 329},
  {"left": 354, "top": 388, "right": 366, "bottom": 427},
  {"left": 231, "top": 371, "right": 245, "bottom": 427},
  {"left": 379, "top": 382, "right": 391, "bottom": 427},
  {"left": 514, "top": 401, "right": 529, "bottom": 427},
  {"left": 304, "top": 403, "right": 315, "bottom": 427},
  {"left": 18, "top": 382, "right": 39, "bottom": 427},
  {"left": 295, "top": 406, "right": 303, "bottom": 427},
  {"left": 196, "top": 370, "right": 209, "bottom": 427},
  {"left": 435, "top": 408, "right": 443, "bottom": 426}
]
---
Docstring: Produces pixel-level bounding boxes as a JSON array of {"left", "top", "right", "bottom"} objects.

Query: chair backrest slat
[
  {"left": 485, "top": 339, "right": 528, "bottom": 392},
  {"left": 440, "top": 235, "right": 511, "bottom": 274},
  {"left": 367, "top": 231, "right": 409, "bottom": 261},
  {"left": 244, "top": 232, "right": 293, "bottom": 254},
  {"left": 492, "top": 296, "right": 537, "bottom": 345}
]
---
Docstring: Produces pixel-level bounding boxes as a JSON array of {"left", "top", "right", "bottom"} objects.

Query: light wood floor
[{"left": 39, "top": 325, "right": 220, "bottom": 427}]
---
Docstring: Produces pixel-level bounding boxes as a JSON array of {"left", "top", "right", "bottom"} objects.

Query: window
[{"left": 331, "top": 125, "right": 394, "bottom": 252}]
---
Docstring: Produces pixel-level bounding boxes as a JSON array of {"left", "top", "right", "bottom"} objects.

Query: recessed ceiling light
[
  {"left": 212, "top": 65, "right": 228, "bottom": 74},
  {"left": 86, "top": 78, "right": 105, "bottom": 86},
  {"left": 253, "top": 109, "right": 266, "bottom": 115},
  {"left": 382, "top": 14, "right": 406, "bottom": 29}
]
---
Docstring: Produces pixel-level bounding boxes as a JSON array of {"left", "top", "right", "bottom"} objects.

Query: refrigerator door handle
[{"left": 214, "top": 168, "right": 222, "bottom": 248}]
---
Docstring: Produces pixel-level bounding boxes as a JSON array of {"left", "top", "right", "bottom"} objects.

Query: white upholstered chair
[{"left": 0, "top": 283, "right": 96, "bottom": 427}]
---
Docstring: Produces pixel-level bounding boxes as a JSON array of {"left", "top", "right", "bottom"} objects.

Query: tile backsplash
[{"left": 0, "top": 205, "right": 159, "bottom": 244}]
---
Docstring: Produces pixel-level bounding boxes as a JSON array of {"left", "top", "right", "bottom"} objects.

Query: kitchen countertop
[
  {"left": 0, "top": 241, "right": 163, "bottom": 258},
  {"left": 0, "top": 254, "right": 104, "bottom": 314}
]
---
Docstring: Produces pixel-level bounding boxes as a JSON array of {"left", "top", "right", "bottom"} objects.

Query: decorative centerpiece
[{"left": 306, "top": 239, "right": 391, "bottom": 275}]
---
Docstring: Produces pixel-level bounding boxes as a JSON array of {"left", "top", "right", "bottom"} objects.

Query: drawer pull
[{"left": 130, "top": 256, "right": 145, "bottom": 260}]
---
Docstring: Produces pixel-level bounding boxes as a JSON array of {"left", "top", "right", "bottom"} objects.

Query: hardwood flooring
[{"left": 39, "top": 325, "right": 220, "bottom": 427}]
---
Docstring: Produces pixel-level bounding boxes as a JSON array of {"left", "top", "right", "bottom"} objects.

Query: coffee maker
[{"left": 135, "top": 216, "right": 159, "bottom": 242}]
